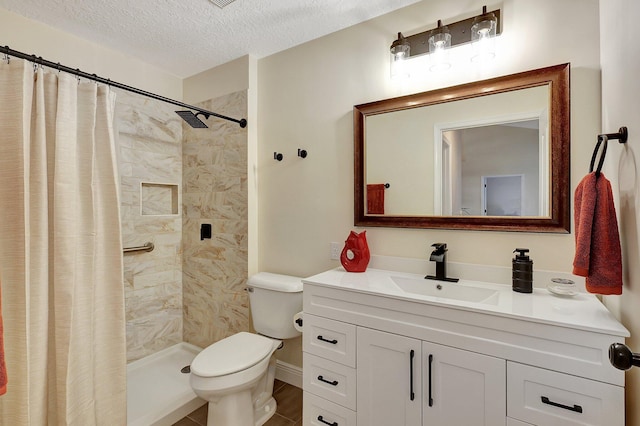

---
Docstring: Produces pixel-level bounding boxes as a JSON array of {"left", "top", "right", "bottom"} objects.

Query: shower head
[{"left": 176, "top": 110, "right": 209, "bottom": 128}]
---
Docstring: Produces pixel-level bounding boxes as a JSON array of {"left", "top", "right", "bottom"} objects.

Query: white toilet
[{"left": 189, "top": 272, "right": 303, "bottom": 426}]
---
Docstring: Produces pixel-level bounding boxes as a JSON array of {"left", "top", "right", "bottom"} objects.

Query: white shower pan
[{"left": 127, "top": 342, "right": 204, "bottom": 426}]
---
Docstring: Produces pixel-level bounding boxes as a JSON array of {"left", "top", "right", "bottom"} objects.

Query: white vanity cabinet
[
  {"left": 357, "top": 327, "right": 505, "bottom": 426},
  {"left": 421, "top": 339, "right": 505, "bottom": 425},
  {"left": 302, "top": 268, "right": 629, "bottom": 426},
  {"left": 356, "top": 327, "right": 421, "bottom": 425},
  {"left": 303, "top": 314, "right": 358, "bottom": 426}
]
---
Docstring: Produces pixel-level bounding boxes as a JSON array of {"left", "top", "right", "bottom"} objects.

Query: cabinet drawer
[
  {"left": 507, "top": 362, "right": 624, "bottom": 426},
  {"left": 304, "top": 352, "right": 357, "bottom": 410},
  {"left": 304, "top": 314, "right": 356, "bottom": 367},
  {"left": 304, "top": 391, "right": 357, "bottom": 426},
  {"left": 507, "top": 418, "right": 534, "bottom": 426}
]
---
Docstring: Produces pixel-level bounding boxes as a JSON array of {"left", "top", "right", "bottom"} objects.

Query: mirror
[{"left": 354, "top": 63, "right": 570, "bottom": 232}]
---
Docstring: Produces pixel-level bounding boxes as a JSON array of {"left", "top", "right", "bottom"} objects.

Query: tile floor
[{"left": 173, "top": 380, "right": 303, "bottom": 426}]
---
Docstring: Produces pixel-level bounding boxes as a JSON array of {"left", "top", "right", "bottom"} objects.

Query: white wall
[
  {"left": 183, "top": 55, "right": 250, "bottom": 105},
  {"left": 0, "top": 8, "right": 182, "bottom": 99},
  {"left": 257, "top": 0, "right": 601, "bottom": 278},
  {"left": 599, "top": 0, "right": 640, "bottom": 423}
]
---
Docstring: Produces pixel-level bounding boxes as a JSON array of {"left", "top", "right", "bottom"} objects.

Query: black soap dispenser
[{"left": 512, "top": 248, "right": 533, "bottom": 293}]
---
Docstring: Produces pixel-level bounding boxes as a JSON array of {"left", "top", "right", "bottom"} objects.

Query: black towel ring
[
  {"left": 590, "top": 126, "right": 629, "bottom": 177},
  {"left": 589, "top": 135, "right": 609, "bottom": 177}
]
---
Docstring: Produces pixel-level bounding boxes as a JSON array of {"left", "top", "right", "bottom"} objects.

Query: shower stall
[{"left": 117, "top": 88, "right": 250, "bottom": 425}]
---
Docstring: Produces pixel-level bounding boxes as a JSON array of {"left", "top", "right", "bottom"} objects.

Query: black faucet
[{"left": 425, "top": 243, "right": 459, "bottom": 283}]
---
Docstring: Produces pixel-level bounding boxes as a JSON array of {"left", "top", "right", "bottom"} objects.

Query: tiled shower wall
[
  {"left": 116, "top": 91, "right": 184, "bottom": 362},
  {"left": 182, "top": 91, "right": 249, "bottom": 349}
]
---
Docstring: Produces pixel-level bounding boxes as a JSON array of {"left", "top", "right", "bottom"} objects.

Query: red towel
[
  {"left": 367, "top": 184, "right": 385, "bottom": 215},
  {"left": 0, "top": 278, "right": 6, "bottom": 395},
  {"left": 573, "top": 172, "right": 622, "bottom": 295}
]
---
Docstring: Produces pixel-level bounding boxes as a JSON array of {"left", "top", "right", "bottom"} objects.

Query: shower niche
[{"left": 140, "top": 182, "right": 180, "bottom": 216}]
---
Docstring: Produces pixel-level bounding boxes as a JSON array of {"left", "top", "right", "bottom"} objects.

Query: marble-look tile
[
  {"left": 131, "top": 270, "right": 177, "bottom": 290},
  {"left": 141, "top": 184, "right": 178, "bottom": 215},
  {"left": 134, "top": 216, "right": 181, "bottom": 234},
  {"left": 182, "top": 91, "right": 249, "bottom": 350},
  {"left": 126, "top": 283, "right": 182, "bottom": 320},
  {"left": 183, "top": 217, "right": 246, "bottom": 235},
  {"left": 183, "top": 289, "right": 250, "bottom": 349},
  {"left": 126, "top": 312, "right": 183, "bottom": 362},
  {"left": 116, "top": 91, "right": 182, "bottom": 145},
  {"left": 117, "top": 90, "right": 183, "bottom": 361},
  {"left": 130, "top": 153, "right": 181, "bottom": 182}
]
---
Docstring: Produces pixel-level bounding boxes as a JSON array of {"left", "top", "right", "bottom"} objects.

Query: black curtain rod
[{"left": 1, "top": 45, "right": 247, "bottom": 128}]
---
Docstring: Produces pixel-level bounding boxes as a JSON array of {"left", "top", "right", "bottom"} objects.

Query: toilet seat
[{"left": 191, "top": 332, "right": 275, "bottom": 378}]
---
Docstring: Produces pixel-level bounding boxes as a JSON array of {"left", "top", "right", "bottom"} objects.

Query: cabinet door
[
  {"left": 423, "top": 341, "right": 506, "bottom": 426},
  {"left": 357, "top": 327, "right": 422, "bottom": 426}
]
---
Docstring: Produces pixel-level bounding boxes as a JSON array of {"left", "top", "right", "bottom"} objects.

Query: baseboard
[{"left": 275, "top": 360, "right": 302, "bottom": 389}]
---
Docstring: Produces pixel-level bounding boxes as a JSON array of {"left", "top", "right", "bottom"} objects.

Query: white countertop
[{"left": 303, "top": 267, "right": 630, "bottom": 338}]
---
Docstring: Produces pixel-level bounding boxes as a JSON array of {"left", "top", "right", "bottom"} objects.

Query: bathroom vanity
[{"left": 301, "top": 267, "right": 628, "bottom": 426}]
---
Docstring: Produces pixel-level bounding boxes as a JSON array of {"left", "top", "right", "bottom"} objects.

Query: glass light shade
[
  {"left": 471, "top": 12, "right": 497, "bottom": 62},
  {"left": 390, "top": 32, "right": 410, "bottom": 79},
  {"left": 428, "top": 26, "right": 451, "bottom": 72}
]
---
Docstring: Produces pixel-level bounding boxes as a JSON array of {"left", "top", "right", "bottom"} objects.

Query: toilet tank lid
[{"left": 248, "top": 272, "right": 303, "bottom": 292}]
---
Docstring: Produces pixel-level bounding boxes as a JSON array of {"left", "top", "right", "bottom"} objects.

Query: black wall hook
[
  {"left": 298, "top": 149, "right": 308, "bottom": 159},
  {"left": 274, "top": 152, "right": 283, "bottom": 161},
  {"left": 599, "top": 126, "right": 628, "bottom": 144}
]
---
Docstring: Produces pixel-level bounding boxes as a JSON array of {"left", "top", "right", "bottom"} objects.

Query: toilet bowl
[
  {"left": 190, "top": 332, "right": 281, "bottom": 426},
  {"left": 189, "top": 273, "right": 303, "bottom": 426}
]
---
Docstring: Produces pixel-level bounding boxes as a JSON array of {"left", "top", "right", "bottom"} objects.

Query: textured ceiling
[{"left": 0, "top": 0, "right": 423, "bottom": 78}]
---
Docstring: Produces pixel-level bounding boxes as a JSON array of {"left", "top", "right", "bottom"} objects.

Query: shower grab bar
[{"left": 123, "top": 242, "right": 154, "bottom": 254}]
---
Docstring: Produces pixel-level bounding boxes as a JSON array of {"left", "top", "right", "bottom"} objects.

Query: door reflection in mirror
[{"left": 438, "top": 119, "right": 547, "bottom": 217}]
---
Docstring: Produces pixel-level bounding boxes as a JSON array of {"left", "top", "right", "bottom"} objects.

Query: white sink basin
[{"left": 391, "top": 276, "right": 500, "bottom": 305}]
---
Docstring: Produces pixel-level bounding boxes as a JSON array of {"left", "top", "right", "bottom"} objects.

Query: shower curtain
[{"left": 0, "top": 59, "right": 126, "bottom": 424}]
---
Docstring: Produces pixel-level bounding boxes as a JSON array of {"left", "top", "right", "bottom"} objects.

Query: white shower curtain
[{"left": 0, "top": 59, "right": 126, "bottom": 425}]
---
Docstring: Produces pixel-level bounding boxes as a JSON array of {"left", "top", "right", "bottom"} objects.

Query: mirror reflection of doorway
[
  {"left": 482, "top": 175, "right": 524, "bottom": 216},
  {"left": 436, "top": 116, "right": 544, "bottom": 217}
]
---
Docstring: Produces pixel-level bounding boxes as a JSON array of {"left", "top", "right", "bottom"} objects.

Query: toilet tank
[{"left": 248, "top": 272, "right": 303, "bottom": 339}]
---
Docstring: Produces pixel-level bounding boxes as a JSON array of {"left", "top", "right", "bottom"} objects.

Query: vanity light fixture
[
  {"left": 389, "top": 5, "right": 501, "bottom": 77},
  {"left": 428, "top": 20, "right": 452, "bottom": 71},
  {"left": 390, "top": 32, "right": 411, "bottom": 80},
  {"left": 471, "top": 6, "right": 498, "bottom": 62}
]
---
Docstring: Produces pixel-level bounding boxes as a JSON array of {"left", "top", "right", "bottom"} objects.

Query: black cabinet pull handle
[
  {"left": 317, "top": 415, "right": 338, "bottom": 426},
  {"left": 317, "top": 335, "right": 338, "bottom": 344},
  {"left": 541, "top": 396, "right": 583, "bottom": 413},
  {"left": 317, "top": 375, "right": 339, "bottom": 386},
  {"left": 409, "top": 349, "right": 415, "bottom": 401},
  {"left": 428, "top": 354, "right": 434, "bottom": 407}
]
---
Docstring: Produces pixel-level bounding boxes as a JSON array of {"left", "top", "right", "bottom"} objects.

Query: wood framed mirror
[{"left": 353, "top": 63, "right": 570, "bottom": 232}]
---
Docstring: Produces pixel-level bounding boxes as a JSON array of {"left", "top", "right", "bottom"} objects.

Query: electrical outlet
[{"left": 330, "top": 242, "right": 342, "bottom": 260}]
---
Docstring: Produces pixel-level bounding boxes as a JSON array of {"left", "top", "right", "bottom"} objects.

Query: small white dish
[
  {"left": 547, "top": 278, "right": 578, "bottom": 297},
  {"left": 547, "top": 284, "right": 578, "bottom": 297}
]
